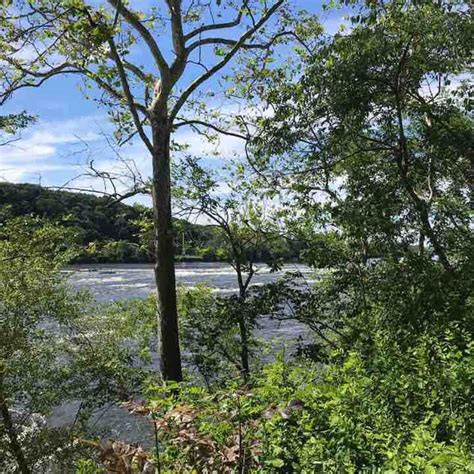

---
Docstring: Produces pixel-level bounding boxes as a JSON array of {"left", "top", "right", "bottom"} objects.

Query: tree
[
  {"left": 0, "top": 111, "right": 35, "bottom": 146},
  {"left": 0, "top": 0, "right": 294, "bottom": 380},
  {"left": 174, "top": 156, "right": 288, "bottom": 378},
  {"left": 250, "top": 0, "right": 472, "bottom": 274},
  {"left": 241, "top": 0, "right": 474, "bottom": 443},
  {"left": 0, "top": 218, "right": 148, "bottom": 472}
]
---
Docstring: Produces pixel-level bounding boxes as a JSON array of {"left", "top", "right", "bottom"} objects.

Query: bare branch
[
  {"left": 106, "top": 0, "right": 170, "bottom": 79},
  {"left": 121, "top": 60, "right": 150, "bottom": 83},
  {"left": 184, "top": 9, "right": 244, "bottom": 41},
  {"left": 186, "top": 37, "right": 274, "bottom": 54},
  {"left": 47, "top": 184, "right": 148, "bottom": 204},
  {"left": 107, "top": 38, "right": 154, "bottom": 153},
  {"left": 174, "top": 119, "right": 248, "bottom": 140},
  {"left": 0, "top": 62, "right": 80, "bottom": 105},
  {"left": 186, "top": 27, "right": 308, "bottom": 56},
  {"left": 0, "top": 135, "right": 22, "bottom": 147},
  {"left": 170, "top": 0, "right": 284, "bottom": 121}
]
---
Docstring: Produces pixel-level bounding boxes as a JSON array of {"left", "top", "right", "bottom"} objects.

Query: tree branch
[
  {"left": 186, "top": 29, "right": 300, "bottom": 55},
  {"left": 166, "top": 0, "right": 186, "bottom": 58},
  {"left": 80, "top": 66, "right": 149, "bottom": 116},
  {"left": 107, "top": 38, "right": 154, "bottom": 153},
  {"left": 184, "top": 9, "right": 244, "bottom": 41},
  {"left": 174, "top": 119, "right": 247, "bottom": 140},
  {"left": 0, "top": 61, "right": 80, "bottom": 105},
  {"left": 170, "top": 0, "right": 284, "bottom": 121},
  {"left": 106, "top": 0, "right": 170, "bottom": 79},
  {"left": 186, "top": 37, "right": 273, "bottom": 54}
]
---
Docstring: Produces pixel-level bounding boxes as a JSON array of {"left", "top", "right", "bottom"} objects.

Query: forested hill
[
  {"left": 0, "top": 182, "right": 300, "bottom": 263},
  {"left": 0, "top": 182, "right": 145, "bottom": 243},
  {"left": 0, "top": 182, "right": 215, "bottom": 263}
]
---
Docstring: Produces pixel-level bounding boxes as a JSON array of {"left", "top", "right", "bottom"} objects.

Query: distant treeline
[{"left": 0, "top": 182, "right": 300, "bottom": 263}]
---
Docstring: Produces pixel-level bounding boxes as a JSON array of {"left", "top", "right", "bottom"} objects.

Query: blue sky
[{"left": 0, "top": 0, "right": 350, "bottom": 205}]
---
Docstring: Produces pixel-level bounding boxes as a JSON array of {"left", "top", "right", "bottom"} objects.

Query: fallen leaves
[
  {"left": 78, "top": 439, "right": 156, "bottom": 474},
  {"left": 105, "top": 393, "right": 303, "bottom": 471}
]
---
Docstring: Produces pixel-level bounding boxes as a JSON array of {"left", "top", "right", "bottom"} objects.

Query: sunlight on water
[{"left": 66, "top": 262, "right": 314, "bottom": 301}]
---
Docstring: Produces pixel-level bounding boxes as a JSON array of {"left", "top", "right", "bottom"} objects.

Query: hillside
[
  {"left": 0, "top": 182, "right": 144, "bottom": 242},
  {"left": 0, "top": 182, "right": 215, "bottom": 263}
]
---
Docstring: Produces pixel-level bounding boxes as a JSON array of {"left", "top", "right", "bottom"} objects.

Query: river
[
  {"left": 66, "top": 261, "right": 314, "bottom": 300},
  {"left": 52, "top": 262, "right": 315, "bottom": 448}
]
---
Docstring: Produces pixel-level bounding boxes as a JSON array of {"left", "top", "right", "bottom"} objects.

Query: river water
[
  {"left": 53, "top": 262, "right": 315, "bottom": 447},
  {"left": 66, "top": 262, "right": 314, "bottom": 300}
]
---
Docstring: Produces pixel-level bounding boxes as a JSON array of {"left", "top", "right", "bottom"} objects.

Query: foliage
[
  {"left": 82, "top": 239, "right": 145, "bottom": 263},
  {"left": 111, "top": 1, "right": 473, "bottom": 471},
  {"left": 0, "top": 217, "right": 150, "bottom": 472},
  {"left": 173, "top": 156, "right": 298, "bottom": 271},
  {"left": 0, "top": 183, "right": 298, "bottom": 263},
  {"left": 1, "top": 0, "right": 473, "bottom": 471},
  {"left": 0, "top": 182, "right": 145, "bottom": 254},
  {"left": 173, "top": 156, "right": 303, "bottom": 378},
  {"left": 252, "top": 0, "right": 472, "bottom": 274},
  {"left": 125, "top": 284, "right": 282, "bottom": 386},
  {"left": 0, "top": 111, "right": 35, "bottom": 145},
  {"left": 131, "top": 254, "right": 473, "bottom": 471},
  {"left": 116, "top": 339, "right": 472, "bottom": 473},
  {"left": 178, "top": 283, "right": 285, "bottom": 385}
]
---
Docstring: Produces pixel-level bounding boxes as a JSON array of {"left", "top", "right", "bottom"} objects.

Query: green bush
[
  {"left": 143, "top": 344, "right": 472, "bottom": 472},
  {"left": 0, "top": 218, "right": 151, "bottom": 472}
]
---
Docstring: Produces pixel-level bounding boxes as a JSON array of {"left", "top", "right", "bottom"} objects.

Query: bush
[
  {"left": 140, "top": 346, "right": 472, "bottom": 472},
  {"left": 0, "top": 218, "right": 150, "bottom": 472}
]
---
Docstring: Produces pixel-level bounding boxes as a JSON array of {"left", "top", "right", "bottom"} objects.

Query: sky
[{"left": 0, "top": 0, "right": 351, "bottom": 206}]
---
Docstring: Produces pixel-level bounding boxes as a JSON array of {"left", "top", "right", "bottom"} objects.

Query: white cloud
[
  {"left": 0, "top": 143, "right": 57, "bottom": 162},
  {"left": 0, "top": 108, "right": 248, "bottom": 205},
  {"left": 0, "top": 163, "right": 71, "bottom": 183},
  {"left": 0, "top": 114, "right": 106, "bottom": 171},
  {"left": 0, "top": 116, "right": 108, "bottom": 186},
  {"left": 173, "top": 127, "right": 245, "bottom": 160}
]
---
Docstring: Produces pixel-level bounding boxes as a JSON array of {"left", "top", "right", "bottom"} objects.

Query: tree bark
[
  {"left": 0, "top": 395, "right": 30, "bottom": 474},
  {"left": 394, "top": 93, "right": 452, "bottom": 272},
  {"left": 236, "top": 265, "right": 250, "bottom": 380},
  {"left": 237, "top": 316, "right": 250, "bottom": 380},
  {"left": 151, "top": 113, "right": 182, "bottom": 382}
]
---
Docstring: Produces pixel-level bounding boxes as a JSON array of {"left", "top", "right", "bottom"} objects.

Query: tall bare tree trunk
[
  {"left": 236, "top": 267, "right": 250, "bottom": 381},
  {"left": 151, "top": 114, "right": 182, "bottom": 382},
  {"left": 237, "top": 316, "right": 250, "bottom": 380}
]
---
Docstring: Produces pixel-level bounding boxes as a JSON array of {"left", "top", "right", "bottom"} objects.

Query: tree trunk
[
  {"left": 151, "top": 115, "right": 182, "bottom": 382},
  {"left": 415, "top": 200, "right": 452, "bottom": 272},
  {"left": 237, "top": 316, "right": 250, "bottom": 380},
  {"left": 0, "top": 396, "right": 30, "bottom": 474},
  {"left": 236, "top": 266, "right": 250, "bottom": 380},
  {"left": 418, "top": 232, "right": 425, "bottom": 256},
  {"left": 394, "top": 96, "right": 452, "bottom": 273}
]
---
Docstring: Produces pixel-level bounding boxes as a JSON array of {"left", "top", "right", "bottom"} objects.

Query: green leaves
[
  {"left": 0, "top": 112, "right": 36, "bottom": 135},
  {"left": 253, "top": 0, "right": 472, "bottom": 274},
  {"left": 214, "top": 46, "right": 228, "bottom": 57},
  {"left": 0, "top": 218, "right": 152, "bottom": 471},
  {"left": 0, "top": 112, "right": 36, "bottom": 147},
  {"left": 139, "top": 331, "right": 473, "bottom": 471}
]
